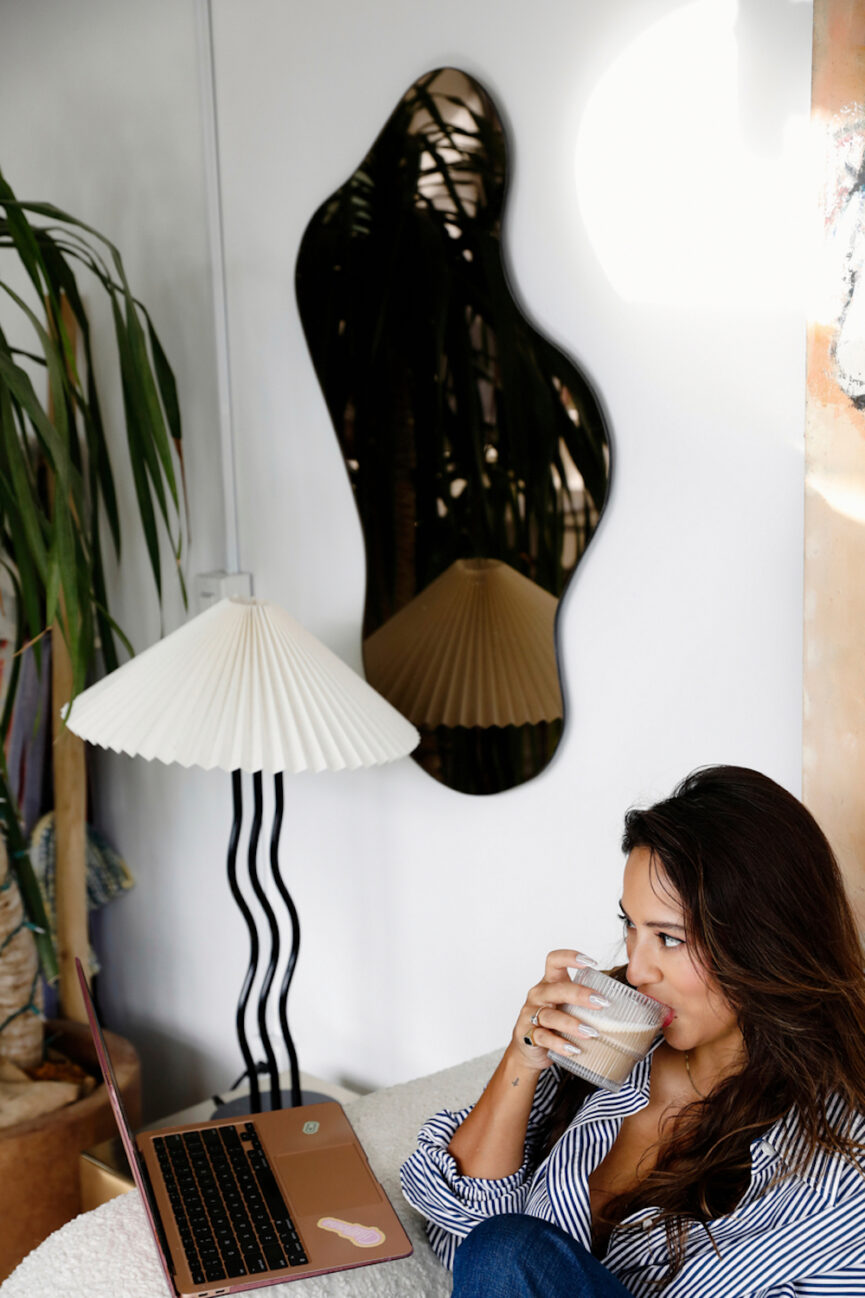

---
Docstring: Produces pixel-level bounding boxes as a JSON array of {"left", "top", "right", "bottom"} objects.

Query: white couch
[{"left": 0, "top": 1051, "right": 499, "bottom": 1298}]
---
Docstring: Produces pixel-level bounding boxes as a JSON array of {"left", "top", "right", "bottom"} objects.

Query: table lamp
[{"left": 64, "top": 596, "right": 419, "bottom": 1113}]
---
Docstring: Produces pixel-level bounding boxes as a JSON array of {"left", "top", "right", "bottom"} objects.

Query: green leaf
[
  {"left": 44, "top": 553, "right": 60, "bottom": 631},
  {"left": 0, "top": 287, "right": 77, "bottom": 484},
  {"left": 87, "top": 496, "right": 120, "bottom": 673},
  {"left": 111, "top": 295, "right": 163, "bottom": 596},
  {"left": 0, "top": 560, "right": 24, "bottom": 745},
  {"left": 0, "top": 375, "right": 49, "bottom": 584},
  {"left": 0, "top": 746, "right": 58, "bottom": 984},
  {"left": 91, "top": 595, "right": 135, "bottom": 663},
  {"left": 124, "top": 297, "right": 178, "bottom": 509},
  {"left": 0, "top": 172, "right": 47, "bottom": 302}
]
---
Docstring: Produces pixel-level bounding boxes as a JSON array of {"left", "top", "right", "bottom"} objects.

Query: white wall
[{"left": 0, "top": 0, "right": 813, "bottom": 1118}]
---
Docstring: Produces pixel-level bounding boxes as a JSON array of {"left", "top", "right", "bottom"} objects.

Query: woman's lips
[{"left": 644, "top": 993, "right": 675, "bottom": 1027}]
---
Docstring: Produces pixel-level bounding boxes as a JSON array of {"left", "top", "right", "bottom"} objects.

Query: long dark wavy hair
[{"left": 540, "top": 765, "right": 865, "bottom": 1278}]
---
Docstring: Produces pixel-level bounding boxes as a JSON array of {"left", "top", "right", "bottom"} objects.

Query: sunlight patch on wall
[{"left": 575, "top": 0, "right": 810, "bottom": 311}]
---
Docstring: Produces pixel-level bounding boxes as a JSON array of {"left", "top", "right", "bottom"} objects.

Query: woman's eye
[
  {"left": 660, "top": 933, "right": 684, "bottom": 949},
  {"left": 618, "top": 910, "right": 633, "bottom": 934}
]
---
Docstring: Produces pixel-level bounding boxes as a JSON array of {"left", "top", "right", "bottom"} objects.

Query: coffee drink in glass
[{"left": 550, "top": 967, "right": 669, "bottom": 1091}]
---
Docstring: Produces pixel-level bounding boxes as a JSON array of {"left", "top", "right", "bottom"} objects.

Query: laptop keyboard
[{"left": 153, "top": 1121, "right": 308, "bottom": 1287}]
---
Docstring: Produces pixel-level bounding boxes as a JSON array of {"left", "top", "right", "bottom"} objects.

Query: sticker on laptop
[{"left": 316, "top": 1216, "right": 385, "bottom": 1248}]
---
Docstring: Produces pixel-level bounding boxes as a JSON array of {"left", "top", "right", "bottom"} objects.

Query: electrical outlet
[{"left": 193, "top": 570, "right": 253, "bottom": 614}]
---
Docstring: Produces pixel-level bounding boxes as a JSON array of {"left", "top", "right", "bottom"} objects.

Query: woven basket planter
[
  {"left": 0, "top": 838, "right": 43, "bottom": 1071},
  {"left": 0, "top": 1018, "right": 140, "bottom": 1281}
]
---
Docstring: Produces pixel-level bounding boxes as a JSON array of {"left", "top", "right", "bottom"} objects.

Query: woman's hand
[
  {"left": 510, "top": 948, "right": 603, "bottom": 1071},
  {"left": 448, "top": 948, "right": 602, "bottom": 1178}
]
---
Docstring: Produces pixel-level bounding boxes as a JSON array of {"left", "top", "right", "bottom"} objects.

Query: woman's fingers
[
  {"left": 542, "top": 949, "right": 598, "bottom": 981},
  {"left": 512, "top": 994, "right": 565, "bottom": 1066},
  {"left": 518, "top": 1009, "right": 590, "bottom": 1061},
  {"left": 525, "top": 1015, "right": 585, "bottom": 1061},
  {"left": 511, "top": 949, "right": 603, "bottom": 1066},
  {"left": 527, "top": 953, "right": 608, "bottom": 1018},
  {"left": 533, "top": 1004, "right": 600, "bottom": 1044},
  {"left": 513, "top": 1028, "right": 553, "bottom": 1067}
]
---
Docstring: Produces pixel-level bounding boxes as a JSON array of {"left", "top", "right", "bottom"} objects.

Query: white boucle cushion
[{"left": 0, "top": 1051, "right": 499, "bottom": 1298}]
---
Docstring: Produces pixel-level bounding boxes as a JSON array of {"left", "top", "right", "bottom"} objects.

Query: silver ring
[{"left": 530, "top": 1008, "right": 543, "bottom": 1027}]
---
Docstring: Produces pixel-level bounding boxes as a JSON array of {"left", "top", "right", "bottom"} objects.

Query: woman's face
[{"left": 621, "top": 846, "right": 743, "bottom": 1061}]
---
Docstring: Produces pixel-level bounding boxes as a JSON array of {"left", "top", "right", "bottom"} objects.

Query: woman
[{"left": 400, "top": 766, "right": 865, "bottom": 1296}]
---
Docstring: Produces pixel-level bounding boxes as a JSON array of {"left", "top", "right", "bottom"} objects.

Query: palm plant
[{"left": 0, "top": 168, "right": 184, "bottom": 1039}]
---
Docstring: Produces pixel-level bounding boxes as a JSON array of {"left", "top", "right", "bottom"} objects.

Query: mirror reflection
[{"left": 296, "top": 68, "right": 611, "bottom": 794}]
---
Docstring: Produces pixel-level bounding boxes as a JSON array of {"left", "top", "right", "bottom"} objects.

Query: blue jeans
[{"left": 452, "top": 1215, "right": 635, "bottom": 1298}]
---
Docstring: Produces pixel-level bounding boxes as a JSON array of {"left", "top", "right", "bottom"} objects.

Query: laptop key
[
  {"left": 261, "top": 1242, "right": 288, "bottom": 1270},
  {"left": 250, "top": 1157, "right": 288, "bottom": 1217}
]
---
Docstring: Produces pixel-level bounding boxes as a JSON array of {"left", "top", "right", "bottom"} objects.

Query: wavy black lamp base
[{"left": 223, "top": 768, "right": 306, "bottom": 1114}]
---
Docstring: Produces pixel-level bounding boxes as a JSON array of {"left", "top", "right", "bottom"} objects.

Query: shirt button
[{"left": 760, "top": 1140, "right": 775, "bottom": 1157}]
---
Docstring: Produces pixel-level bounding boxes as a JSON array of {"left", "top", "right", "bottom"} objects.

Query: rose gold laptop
[{"left": 77, "top": 960, "right": 412, "bottom": 1297}]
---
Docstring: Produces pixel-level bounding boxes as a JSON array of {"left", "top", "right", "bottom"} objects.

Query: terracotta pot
[{"left": 0, "top": 1018, "right": 140, "bottom": 1281}]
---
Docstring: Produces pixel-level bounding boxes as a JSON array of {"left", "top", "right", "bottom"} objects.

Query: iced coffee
[{"left": 551, "top": 968, "right": 668, "bottom": 1090}]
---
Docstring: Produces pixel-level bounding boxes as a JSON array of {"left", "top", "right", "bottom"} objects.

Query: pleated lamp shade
[
  {"left": 363, "top": 558, "right": 563, "bottom": 729},
  {"left": 64, "top": 597, "right": 420, "bottom": 774}
]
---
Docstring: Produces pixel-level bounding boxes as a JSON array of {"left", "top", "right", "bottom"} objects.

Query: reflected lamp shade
[
  {"left": 64, "top": 596, "right": 418, "bottom": 1115},
  {"left": 363, "top": 558, "right": 564, "bottom": 729},
  {"left": 65, "top": 596, "right": 419, "bottom": 773}
]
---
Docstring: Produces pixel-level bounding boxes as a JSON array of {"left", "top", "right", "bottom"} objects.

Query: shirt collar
[{"left": 752, "top": 1099, "right": 854, "bottom": 1204}]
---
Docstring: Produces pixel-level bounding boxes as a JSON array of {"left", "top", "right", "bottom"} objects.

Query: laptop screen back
[{"left": 75, "top": 957, "right": 176, "bottom": 1292}]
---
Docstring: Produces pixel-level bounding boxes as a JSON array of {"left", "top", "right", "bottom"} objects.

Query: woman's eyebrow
[{"left": 618, "top": 900, "right": 686, "bottom": 932}]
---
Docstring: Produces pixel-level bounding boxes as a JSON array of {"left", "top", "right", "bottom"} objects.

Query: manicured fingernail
[
  {"left": 589, "top": 994, "right": 611, "bottom": 1008},
  {"left": 563, "top": 1044, "right": 582, "bottom": 1055},
  {"left": 575, "top": 952, "right": 599, "bottom": 968},
  {"left": 576, "top": 1024, "right": 599, "bottom": 1038}
]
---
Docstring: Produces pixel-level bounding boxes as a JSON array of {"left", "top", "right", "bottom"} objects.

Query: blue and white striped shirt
[{"left": 400, "top": 1045, "right": 865, "bottom": 1296}]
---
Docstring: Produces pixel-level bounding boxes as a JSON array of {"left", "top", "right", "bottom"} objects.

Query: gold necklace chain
[{"left": 684, "top": 1051, "right": 706, "bottom": 1098}]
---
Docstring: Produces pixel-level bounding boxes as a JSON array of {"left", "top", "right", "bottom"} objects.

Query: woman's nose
[{"left": 627, "top": 936, "right": 659, "bottom": 989}]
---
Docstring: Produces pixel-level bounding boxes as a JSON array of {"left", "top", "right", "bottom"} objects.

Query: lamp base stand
[{"left": 210, "top": 1088, "right": 334, "bottom": 1120}]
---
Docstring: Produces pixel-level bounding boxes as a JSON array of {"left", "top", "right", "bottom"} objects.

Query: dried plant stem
[{"left": 52, "top": 613, "right": 88, "bottom": 1023}]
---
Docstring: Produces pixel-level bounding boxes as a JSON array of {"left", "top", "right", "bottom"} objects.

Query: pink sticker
[{"left": 316, "top": 1216, "right": 386, "bottom": 1249}]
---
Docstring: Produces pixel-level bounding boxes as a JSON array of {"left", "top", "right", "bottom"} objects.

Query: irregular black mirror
[{"left": 296, "top": 68, "right": 611, "bottom": 795}]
